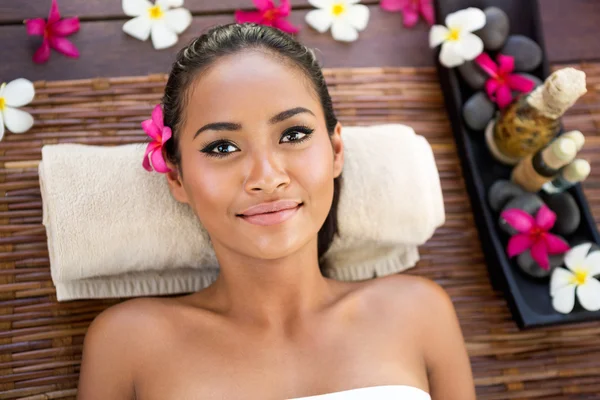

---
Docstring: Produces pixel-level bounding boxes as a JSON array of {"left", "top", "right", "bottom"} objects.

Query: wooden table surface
[{"left": 0, "top": 0, "right": 599, "bottom": 82}]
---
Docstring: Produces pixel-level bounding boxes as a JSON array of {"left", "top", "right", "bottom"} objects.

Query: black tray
[{"left": 433, "top": 0, "right": 600, "bottom": 328}]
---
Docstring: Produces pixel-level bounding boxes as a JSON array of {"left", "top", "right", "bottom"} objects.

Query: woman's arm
[
  {"left": 418, "top": 280, "right": 476, "bottom": 399},
  {"left": 77, "top": 303, "right": 138, "bottom": 400}
]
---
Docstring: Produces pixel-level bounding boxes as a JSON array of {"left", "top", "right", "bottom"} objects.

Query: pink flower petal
[
  {"left": 496, "top": 54, "right": 515, "bottom": 75},
  {"left": 531, "top": 239, "right": 550, "bottom": 270},
  {"left": 535, "top": 204, "right": 556, "bottom": 231},
  {"left": 141, "top": 119, "right": 161, "bottom": 142},
  {"left": 278, "top": 0, "right": 291, "bottom": 16},
  {"left": 151, "top": 105, "right": 164, "bottom": 131},
  {"left": 253, "top": 0, "right": 274, "bottom": 12},
  {"left": 273, "top": 18, "right": 300, "bottom": 33},
  {"left": 507, "top": 233, "right": 535, "bottom": 257},
  {"left": 142, "top": 142, "right": 158, "bottom": 172},
  {"left": 151, "top": 147, "right": 172, "bottom": 173},
  {"left": 507, "top": 74, "right": 536, "bottom": 94},
  {"left": 402, "top": 6, "right": 420, "bottom": 28},
  {"left": 475, "top": 53, "right": 498, "bottom": 77},
  {"left": 161, "top": 126, "right": 172, "bottom": 146},
  {"left": 48, "top": 0, "right": 61, "bottom": 25},
  {"left": 380, "top": 0, "right": 407, "bottom": 12},
  {"left": 25, "top": 18, "right": 46, "bottom": 36},
  {"left": 235, "top": 10, "right": 264, "bottom": 24},
  {"left": 496, "top": 84, "right": 513, "bottom": 109},
  {"left": 51, "top": 16, "right": 80, "bottom": 36},
  {"left": 544, "top": 233, "right": 570, "bottom": 255},
  {"left": 32, "top": 40, "right": 51, "bottom": 64},
  {"left": 485, "top": 79, "right": 500, "bottom": 98},
  {"left": 419, "top": 1, "right": 435, "bottom": 25},
  {"left": 501, "top": 208, "right": 535, "bottom": 233},
  {"left": 48, "top": 36, "right": 79, "bottom": 58}
]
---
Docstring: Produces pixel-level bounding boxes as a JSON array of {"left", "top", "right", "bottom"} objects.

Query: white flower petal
[
  {"left": 306, "top": 9, "right": 334, "bottom": 33},
  {"left": 122, "top": 0, "right": 153, "bottom": 17},
  {"left": 164, "top": 8, "right": 192, "bottom": 34},
  {"left": 565, "top": 243, "right": 592, "bottom": 272},
  {"left": 552, "top": 284, "right": 576, "bottom": 314},
  {"left": 577, "top": 278, "right": 600, "bottom": 311},
  {"left": 550, "top": 267, "right": 575, "bottom": 296},
  {"left": 583, "top": 251, "right": 600, "bottom": 277},
  {"left": 157, "top": 0, "right": 184, "bottom": 9},
  {"left": 308, "top": 0, "right": 333, "bottom": 9},
  {"left": 439, "top": 41, "right": 464, "bottom": 68},
  {"left": 151, "top": 20, "right": 178, "bottom": 50},
  {"left": 0, "top": 112, "right": 4, "bottom": 142},
  {"left": 344, "top": 4, "right": 369, "bottom": 31},
  {"left": 445, "top": 7, "right": 486, "bottom": 32},
  {"left": 456, "top": 32, "right": 483, "bottom": 61},
  {"left": 123, "top": 15, "right": 152, "bottom": 41},
  {"left": 345, "top": 0, "right": 361, "bottom": 4},
  {"left": 3, "top": 79, "right": 35, "bottom": 108},
  {"left": 331, "top": 20, "right": 358, "bottom": 42},
  {"left": 429, "top": 25, "right": 449, "bottom": 48},
  {"left": 0, "top": 83, "right": 5, "bottom": 97},
  {"left": 2, "top": 107, "right": 34, "bottom": 134}
]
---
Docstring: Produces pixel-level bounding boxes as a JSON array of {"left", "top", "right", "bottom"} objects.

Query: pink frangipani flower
[
  {"left": 142, "top": 105, "right": 172, "bottom": 173},
  {"left": 475, "top": 53, "right": 535, "bottom": 109},
  {"left": 380, "top": 0, "right": 434, "bottom": 28},
  {"left": 502, "top": 205, "right": 570, "bottom": 270},
  {"left": 235, "top": 0, "right": 300, "bottom": 34},
  {"left": 25, "top": 0, "right": 80, "bottom": 64}
]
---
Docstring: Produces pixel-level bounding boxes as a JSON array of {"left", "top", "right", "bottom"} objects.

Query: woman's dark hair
[{"left": 162, "top": 23, "right": 341, "bottom": 270}]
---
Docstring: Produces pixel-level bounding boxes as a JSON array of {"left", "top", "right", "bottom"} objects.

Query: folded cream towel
[{"left": 39, "top": 124, "right": 444, "bottom": 301}]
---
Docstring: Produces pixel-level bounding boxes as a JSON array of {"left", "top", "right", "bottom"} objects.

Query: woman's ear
[
  {"left": 165, "top": 161, "right": 189, "bottom": 204},
  {"left": 331, "top": 122, "right": 344, "bottom": 178}
]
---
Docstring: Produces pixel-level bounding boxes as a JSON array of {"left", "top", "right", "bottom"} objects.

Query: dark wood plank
[
  {"left": 0, "top": 6, "right": 431, "bottom": 81},
  {"left": 538, "top": 0, "right": 600, "bottom": 63},
  {"left": 0, "top": 0, "right": 379, "bottom": 23}
]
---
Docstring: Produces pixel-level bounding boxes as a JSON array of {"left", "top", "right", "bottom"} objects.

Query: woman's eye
[
  {"left": 281, "top": 131, "right": 307, "bottom": 143},
  {"left": 280, "top": 127, "right": 314, "bottom": 144},
  {"left": 212, "top": 143, "right": 238, "bottom": 154}
]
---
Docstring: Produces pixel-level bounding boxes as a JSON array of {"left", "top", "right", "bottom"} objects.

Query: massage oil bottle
[
  {"left": 487, "top": 68, "right": 587, "bottom": 165},
  {"left": 511, "top": 137, "right": 577, "bottom": 192}
]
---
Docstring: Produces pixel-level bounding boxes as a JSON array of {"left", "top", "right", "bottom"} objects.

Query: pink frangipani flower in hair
[
  {"left": 502, "top": 205, "right": 570, "bottom": 270},
  {"left": 235, "top": 0, "right": 300, "bottom": 34},
  {"left": 25, "top": 0, "right": 80, "bottom": 64},
  {"left": 380, "top": 0, "right": 434, "bottom": 28},
  {"left": 142, "top": 105, "right": 172, "bottom": 173}
]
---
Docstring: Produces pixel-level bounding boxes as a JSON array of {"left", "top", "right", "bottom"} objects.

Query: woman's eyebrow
[
  {"left": 193, "top": 107, "right": 314, "bottom": 139},
  {"left": 269, "top": 107, "right": 315, "bottom": 124}
]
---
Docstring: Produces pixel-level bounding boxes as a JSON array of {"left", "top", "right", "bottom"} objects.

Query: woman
[{"left": 77, "top": 23, "right": 475, "bottom": 400}]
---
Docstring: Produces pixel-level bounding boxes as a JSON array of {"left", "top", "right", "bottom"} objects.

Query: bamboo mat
[{"left": 1, "top": 64, "right": 600, "bottom": 400}]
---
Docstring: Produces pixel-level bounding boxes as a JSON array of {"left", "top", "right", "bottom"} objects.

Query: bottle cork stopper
[
  {"left": 560, "top": 130, "right": 585, "bottom": 151},
  {"left": 563, "top": 159, "right": 591, "bottom": 182},
  {"left": 527, "top": 68, "right": 587, "bottom": 119},
  {"left": 543, "top": 138, "right": 576, "bottom": 169}
]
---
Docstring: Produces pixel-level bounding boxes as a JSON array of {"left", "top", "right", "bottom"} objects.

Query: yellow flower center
[
  {"left": 447, "top": 28, "right": 461, "bottom": 41},
  {"left": 332, "top": 3, "right": 346, "bottom": 16},
  {"left": 570, "top": 268, "right": 588, "bottom": 286},
  {"left": 0, "top": 83, "right": 5, "bottom": 111},
  {"left": 148, "top": 5, "right": 164, "bottom": 20}
]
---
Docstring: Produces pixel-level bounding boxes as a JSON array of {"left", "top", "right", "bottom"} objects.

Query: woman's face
[{"left": 166, "top": 51, "right": 343, "bottom": 261}]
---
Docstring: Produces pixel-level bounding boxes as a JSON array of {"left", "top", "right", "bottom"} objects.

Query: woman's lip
[{"left": 239, "top": 204, "right": 301, "bottom": 226}]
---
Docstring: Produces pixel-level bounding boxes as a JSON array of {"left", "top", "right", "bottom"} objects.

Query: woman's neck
[{"left": 204, "top": 238, "right": 341, "bottom": 332}]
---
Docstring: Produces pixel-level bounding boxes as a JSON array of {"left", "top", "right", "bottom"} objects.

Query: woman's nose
[{"left": 244, "top": 151, "right": 291, "bottom": 194}]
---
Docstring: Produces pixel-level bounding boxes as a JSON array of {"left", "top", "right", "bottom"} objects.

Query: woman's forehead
[{"left": 185, "top": 51, "right": 321, "bottom": 120}]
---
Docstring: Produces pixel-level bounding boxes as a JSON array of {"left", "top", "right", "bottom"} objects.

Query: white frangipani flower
[
  {"left": 429, "top": 7, "right": 486, "bottom": 68},
  {"left": 122, "top": 0, "right": 192, "bottom": 50},
  {"left": 0, "top": 78, "right": 35, "bottom": 140},
  {"left": 305, "top": 0, "right": 370, "bottom": 42},
  {"left": 551, "top": 243, "right": 600, "bottom": 314}
]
